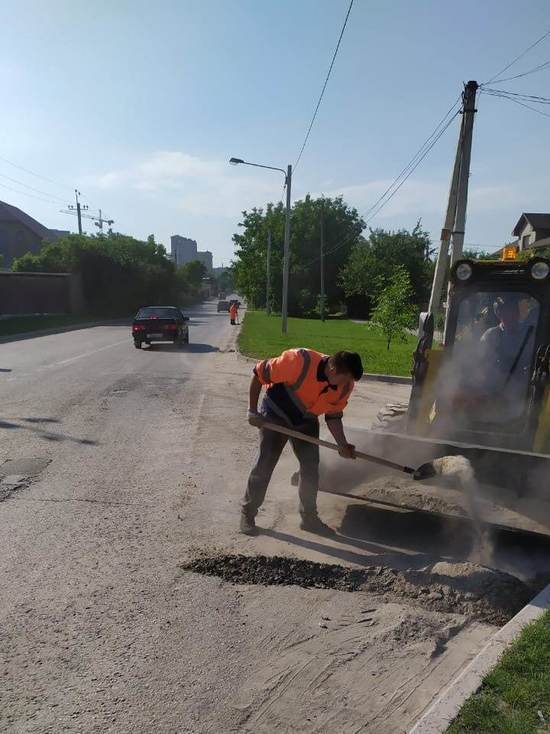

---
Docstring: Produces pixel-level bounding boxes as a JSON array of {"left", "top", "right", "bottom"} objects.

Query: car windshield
[{"left": 136, "top": 307, "right": 180, "bottom": 319}]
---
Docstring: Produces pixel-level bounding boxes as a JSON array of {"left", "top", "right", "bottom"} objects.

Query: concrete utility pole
[
  {"left": 281, "top": 164, "right": 292, "bottom": 334},
  {"left": 93, "top": 209, "right": 115, "bottom": 233},
  {"left": 266, "top": 229, "right": 272, "bottom": 316},
  {"left": 450, "top": 81, "right": 478, "bottom": 266},
  {"left": 68, "top": 190, "right": 88, "bottom": 235},
  {"left": 320, "top": 212, "right": 326, "bottom": 322},
  {"left": 428, "top": 80, "right": 478, "bottom": 323}
]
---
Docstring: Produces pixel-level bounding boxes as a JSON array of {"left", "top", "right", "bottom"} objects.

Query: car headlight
[
  {"left": 529, "top": 259, "right": 550, "bottom": 281},
  {"left": 455, "top": 262, "right": 474, "bottom": 281}
]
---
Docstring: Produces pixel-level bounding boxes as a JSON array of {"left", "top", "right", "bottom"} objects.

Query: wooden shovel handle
[{"left": 258, "top": 419, "right": 415, "bottom": 475}]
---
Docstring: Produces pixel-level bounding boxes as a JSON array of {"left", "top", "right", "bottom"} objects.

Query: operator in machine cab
[
  {"left": 447, "top": 294, "right": 538, "bottom": 423},
  {"left": 241, "top": 348, "right": 363, "bottom": 537},
  {"left": 480, "top": 296, "right": 536, "bottom": 377}
]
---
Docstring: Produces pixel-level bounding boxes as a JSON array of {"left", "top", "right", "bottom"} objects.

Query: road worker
[
  {"left": 229, "top": 302, "right": 238, "bottom": 325},
  {"left": 241, "top": 348, "right": 364, "bottom": 536}
]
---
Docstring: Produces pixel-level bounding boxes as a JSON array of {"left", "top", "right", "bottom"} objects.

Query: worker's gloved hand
[
  {"left": 338, "top": 443, "right": 356, "bottom": 459},
  {"left": 247, "top": 409, "right": 264, "bottom": 428}
]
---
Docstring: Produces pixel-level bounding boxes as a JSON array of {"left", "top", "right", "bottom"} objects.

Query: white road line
[{"left": 46, "top": 339, "right": 129, "bottom": 368}]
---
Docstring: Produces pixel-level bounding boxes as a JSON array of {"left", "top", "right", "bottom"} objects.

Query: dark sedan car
[{"left": 132, "top": 306, "right": 189, "bottom": 349}]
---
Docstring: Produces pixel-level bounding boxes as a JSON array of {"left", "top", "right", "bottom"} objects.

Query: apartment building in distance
[{"left": 170, "top": 234, "right": 213, "bottom": 272}]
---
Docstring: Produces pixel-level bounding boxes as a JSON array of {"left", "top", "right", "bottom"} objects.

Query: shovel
[{"left": 256, "top": 419, "right": 439, "bottom": 480}]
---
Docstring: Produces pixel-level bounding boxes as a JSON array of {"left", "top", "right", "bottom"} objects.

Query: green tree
[
  {"left": 232, "top": 195, "right": 364, "bottom": 316},
  {"left": 11, "top": 232, "right": 196, "bottom": 314},
  {"left": 462, "top": 248, "right": 498, "bottom": 260},
  {"left": 178, "top": 260, "right": 207, "bottom": 287},
  {"left": 216, "top": 268, "right": 234, "bottom": 294},
  {"left": 338, "top": 223, "right": 433, "bottom": 317},
  {"left": 369, "top": 266, "right": 418, "bottom": 350}
]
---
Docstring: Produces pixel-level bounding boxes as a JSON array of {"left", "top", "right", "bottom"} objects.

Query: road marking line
[{"left": 46, "top": 339, "right": 129, "bottom": 368}]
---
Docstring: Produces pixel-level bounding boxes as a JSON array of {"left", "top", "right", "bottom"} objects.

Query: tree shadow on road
[{"left": 0, "top": 418, "right": 97, "bottom": 446}]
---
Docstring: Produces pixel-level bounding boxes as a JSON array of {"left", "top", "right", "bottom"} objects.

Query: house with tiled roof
[{"left": 512, "top": 213, "right": 550, "bottom": 252}]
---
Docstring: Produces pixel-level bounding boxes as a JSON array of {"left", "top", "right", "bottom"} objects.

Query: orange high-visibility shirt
[
  {"left": 254, "top": 348, "right": 353, "bottom": 422},
  {"left": 229, "top": 304, "right": 238, "bottom": 318}
]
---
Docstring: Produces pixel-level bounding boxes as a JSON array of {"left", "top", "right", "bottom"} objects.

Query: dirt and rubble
[{"left": 183, "top": 554, "right": 532, "bottom": 626}]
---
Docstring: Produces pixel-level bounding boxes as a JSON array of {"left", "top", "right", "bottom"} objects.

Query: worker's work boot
[
  {"left": 240, "top": 512, "right": 259, "bottom": 536},
  {"left": 300, "top": 515, "right": 336, "bottom": 537}
]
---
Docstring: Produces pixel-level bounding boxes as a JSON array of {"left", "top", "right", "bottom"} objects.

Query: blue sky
[{"left": 1, "top": 0, "right": 550, "bottom": 265}]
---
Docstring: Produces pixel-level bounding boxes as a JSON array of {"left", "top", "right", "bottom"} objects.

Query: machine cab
[{"left": 412, "top": 256, "right": 550, "bottom": 451}]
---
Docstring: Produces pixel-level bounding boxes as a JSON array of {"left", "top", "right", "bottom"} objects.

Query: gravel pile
[{"left": 183, "top": 554, "right": 533, "bottom": 626}]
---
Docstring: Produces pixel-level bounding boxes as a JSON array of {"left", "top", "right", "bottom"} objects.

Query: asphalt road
[{"left": 0, "top": 302, "right": 498, "bottom": 734}]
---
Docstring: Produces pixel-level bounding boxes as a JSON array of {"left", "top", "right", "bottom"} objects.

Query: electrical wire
[
  {"left": 481, "top": 87, "right": 550, "bottom": 104},
  {"left": 0, "top": 154, "right": 73, "bottom": 193},
  {"left": 485, "top": 29, "right": 550, "bottom": 84},
  {"left": 482, "top": 89, "right": 550, "bottom": 119},
  {"left": 0, "top": 181, "right": 65, "bottom": 206},
  {"left": 0, "top": 171, "right": 67, "bottom": 203},
  {"left": 293, "top": 0, "right": 354, "bottom": 173},
  {"left": 301, "top": 105, "right": 461, "bottom": 268},
  {"left": 362, "top": 96, "right": 461, "bottom": 222},
  {"left": 487, "top": 59, "right": 550, "bottom": 85}
]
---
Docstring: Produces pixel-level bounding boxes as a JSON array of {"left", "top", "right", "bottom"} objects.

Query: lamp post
[{"left": 229, "top": 157, "right": 292, "bottom": 334}]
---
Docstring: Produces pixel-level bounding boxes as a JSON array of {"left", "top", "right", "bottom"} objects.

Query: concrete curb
[
  {"left": 362, "top": 373, "right": 412, "bottom": 385},
  {"left": 0, "top": 319, "right": 130, "bottom": 344},
  {"left": 409, "top": 582, "right": 550, "bottom": 734}
]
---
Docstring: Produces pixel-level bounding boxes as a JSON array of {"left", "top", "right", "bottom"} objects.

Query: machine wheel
[
  {"left": 371, "top": 402, "right": 409, "bottom": 433},
  {"left": 134, "top": 340, "right": 142, "bottom": 350}
]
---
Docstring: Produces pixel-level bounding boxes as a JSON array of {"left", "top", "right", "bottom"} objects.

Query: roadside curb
[
  {"left": 0, "top": 319, "right": 130, "bottom": 344},
  {"left": 409, "top": 582, "right": 550, "bottom": 734},
  {"left": 362, "top": 373, "right": 412, "bottom": 385}
]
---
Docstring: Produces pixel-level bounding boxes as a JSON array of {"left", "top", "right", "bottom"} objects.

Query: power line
[
  {"left": 0, "top": 154, "right": 73, "bottom": 193},
  {"left": 488, "top": 59, "right": 550, "bottom": 84},
  {"left": 481, "top": 89, "right": 550, "bottom": 119},
  {"left": 0, "top": 180, "right": 64, "bottom": 206},
  {"left": 486, "top": 29, "right": 550, "bottom": 84},
  {"left": 362, "top": 102, "right": 461, "bottom": 221},
  {"left": 482, "top": 87, "right": 550, "bottom": 104},
  {"left": 293, "top": 0, "right": 354, "bottom": 173},
  {"left": 301, "top": 105, "right": 461, "bottom": 268},
  {"left": 0, "top": 171, "right": 67, "bottom": 203}
]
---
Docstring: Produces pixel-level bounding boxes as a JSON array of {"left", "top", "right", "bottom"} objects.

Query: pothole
[
  {"left": 0, "top": 457, "right": 51, "bottom": 502},
  {"left": 0, "top": 457, "right": 51, "bottom": 477},
  {"left": 183, "top": 554, "right": 533, "bottom": 626}
]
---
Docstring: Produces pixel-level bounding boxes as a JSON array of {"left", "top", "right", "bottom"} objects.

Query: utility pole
[
  {"left": 320, "top": 212, "right": 326, "bottom": 322},
  {"left": 449, "top": 80, "right": 478, "bottom": 266},
  {"left": 428, "top": 81, "right": 478, "bottom": 324},
  {"left": 266, "top": 229, "right": 272, "bottom": 316},
  {"left": 61, "top": 202, "right": 114, "bottom": 234},
  {"left": 68, "top": 190, "right": 88, "bottom": 235},
  {"left": 281, "top": 164, "right": 292, "bottom": 334},
  {"left": 93, "top": 209, "right": 115, "bottom": 233}
]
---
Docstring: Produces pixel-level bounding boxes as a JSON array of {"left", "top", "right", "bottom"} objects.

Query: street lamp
[{"left": 229, "top": 156, "right": 292, "bottom": 334}]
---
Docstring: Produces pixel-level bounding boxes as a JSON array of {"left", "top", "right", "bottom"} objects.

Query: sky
[{"left": 1, "top": 0, "right": 550, "bottom": 266}]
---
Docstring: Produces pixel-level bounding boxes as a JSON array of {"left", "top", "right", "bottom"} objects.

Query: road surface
[{"left": 0, "top": 301, "right": 499, "bottom": 733}]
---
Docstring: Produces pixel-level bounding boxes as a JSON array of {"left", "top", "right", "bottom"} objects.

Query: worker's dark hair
[{"left": 331, "top": 351, "right": 364, "bottom": 381}]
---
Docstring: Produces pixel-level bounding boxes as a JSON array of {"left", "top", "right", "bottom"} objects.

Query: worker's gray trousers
[{"left": 242, "top": 416, "right": 320, "bottom": 520}]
